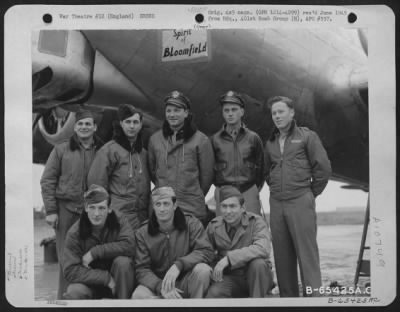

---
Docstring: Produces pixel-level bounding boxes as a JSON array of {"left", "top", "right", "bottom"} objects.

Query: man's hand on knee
[
  {"left": 162, "top": 264, "right": 180, "bottom": 293},
  {"left": 161, "top": 287, "right": 183, "bottom": 299},
  {"left": 212, "top": 257, "right": 229, "bottom": 282},
  {"left": 108, "top": 276, "right": 116, "bottom": 296}
]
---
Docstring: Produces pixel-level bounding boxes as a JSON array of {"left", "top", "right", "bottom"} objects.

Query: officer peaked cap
[
  {"left": 219, "top": 91, "right": 245, "bottom": 108},
  {"left": 164, "top": 91, "right": 191, "bottom": 110}
]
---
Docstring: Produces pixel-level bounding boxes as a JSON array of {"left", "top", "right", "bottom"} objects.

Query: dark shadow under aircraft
[{"left": 32, "top": 28, "right": 369, "bottom": 190}]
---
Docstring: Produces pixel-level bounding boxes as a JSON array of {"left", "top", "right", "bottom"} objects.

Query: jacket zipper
[
  {"left": 279, "top": 133, "right": 290, "bottom": 193},
  {"left": 82, "top": 149, "right": 85, "bottom": 190},
  {"left": 136, "top": 154, "right": 143, "bottom": 174},
  {"left": 82, "top": 148, "right": 87, "bottom": 191},
  {"left": 280, "top": 156, "right": 283, "bottom": 193},
  {"left": 280, "top": 137, "right": 284, "bottom": 193},
  {"left": 166, "top": 138, "right": 178, "bottom": 191},
  {"left": 232, "top": 128, "right": 244, "bottom": 182},
  {"left": 165, "top": 140, "right": 169, "bottom": 165},
  {"left": 165, "top": 232, "right": 171, "bottom": 267},
  {"left": 129, "top": 152, "right": 133, "bottom": 178},
  {"left": 175, "top": 145, "right": 179, "bottom": 191},
  {"left": 233, "top": 136, "right": 239, "bottom": 181}
]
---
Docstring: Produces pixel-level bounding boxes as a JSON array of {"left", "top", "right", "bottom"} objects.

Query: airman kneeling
[
  {"left": 132, "top": 186, "right": 214, "bottom": 299},
  {"left": 62, "top": 185, "right": 135, "bottom": 299},
  {"left": 205, "top": 185, "right": 274, "bottom": 298}
]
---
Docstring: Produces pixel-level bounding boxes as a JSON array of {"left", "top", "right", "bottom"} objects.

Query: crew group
[{"left": 41, "top": 90, "right": 332, "bottom": 300}]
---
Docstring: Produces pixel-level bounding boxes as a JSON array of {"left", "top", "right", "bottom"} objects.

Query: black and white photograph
[{"left": 4, "top": 4, "right": 396, "bottom": 308}]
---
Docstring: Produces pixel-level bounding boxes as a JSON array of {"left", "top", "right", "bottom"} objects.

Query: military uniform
[
  {"left": 41, "top": 130, "right": 103, "bottom": 299},
  {"left": 132, "top": 208, "right": 214, "bottom": 298},
  {"left": 148, "top": 91, "right": 214, "bottom": 224},
  {"left": 87, "top": 124, "right": 150, "bottom": 230},
  {"left": 212, "top": 91, "right": 264, "bottom": 215},
  {"left": 205, "top": 211, "right": 273, "bottom": 298},
  {"left": 63, "top": 211, "right": 135, "bottom": 299},
  {"left": 87, "top": 105, "right": 150, "bottom": 231},
  {"left": 264, "top": 120, "right": 331, "bottom": 297}
]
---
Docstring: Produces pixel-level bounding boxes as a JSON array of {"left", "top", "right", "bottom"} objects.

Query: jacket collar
[
  {"left": 148, "top": 206, "right": 187, "bottom": 236},
  {"left": 162, "top": 113, "right": 197, "bottom": 142},
  {"left": 112, "top": 121, "right": 143, "bottom": 153},
  {"left": 69, "top": 133, "right": 104, "bottom": 151},
  {"left": 220, "top": 123, "right": 247, "bottom": 137},
  {"left": 212, "top": 211, "right": 252, "bottom": 245},
  {"left": 79, "top": 210, "right": 120, "bottom": 240},
  {"left": 268, "top": 119, "right": 297, "bottom": 142}
]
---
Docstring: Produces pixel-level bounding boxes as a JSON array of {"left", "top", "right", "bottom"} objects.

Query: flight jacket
[
  {"left": 135, "top": 208, "right": 214, "bottom": 295},
  {"left": 63, "top": 212, "right": 135, "bottom": 287},
  {"left": 206, "top": 211, "right": 272, "bottom": 272},
  {"left": 264, "top": 120, "right": 331, "bottom": 201},
  {"left": 87, "top": 123, "right": 150, "bottom": 229},
  {"left": 147, "top": 115, "right": 214, "bottom": 220},
  {"left": 40, "top": 133, "right": 103, "bottom": 216},
  {"left": 211, "top": 124, "right": 264, "bottom": 191}
]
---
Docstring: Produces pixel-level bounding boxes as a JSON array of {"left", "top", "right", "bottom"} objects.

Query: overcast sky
[{"left": 32, "top": 164, "right": 368, "bottom": 213}]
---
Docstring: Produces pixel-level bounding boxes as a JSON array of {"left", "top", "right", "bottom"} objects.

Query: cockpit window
[{"left": 38, "top": 30, "right": 68, "bottom": 57}]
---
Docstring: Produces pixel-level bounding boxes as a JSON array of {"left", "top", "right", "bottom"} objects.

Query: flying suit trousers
[
  {"left": 63, "top": 256, "right": 135, "bottom": 299},
  {"left": 205, "top": 258, "right": 274, "bottom": 298},
  {"left": 131, "top": 263, "right": 211, "bottom": 299},
  {"left": 270, "top": 191, "right": 321, "bottom": 297}
]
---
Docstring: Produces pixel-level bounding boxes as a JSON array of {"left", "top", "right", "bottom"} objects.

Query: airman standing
[
  {"left": 41, "top": 110, "right": 103, "bottom": 299},
  {"left": 264, "top": 96, "right": 331, "bottom": 297},
  {"left": 211, "top": 91, "right": 264, "bottom": 215},
  {"left": 148, "top": 91, "right": 214, "bottom": 226}
]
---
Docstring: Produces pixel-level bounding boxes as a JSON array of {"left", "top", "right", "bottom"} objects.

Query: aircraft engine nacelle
[
  {"left": 32, "top": 30, "right": 94, "bottom": 111},
  {"left": 32, "top": 29, "right": 153, "bottom": 151},
  {"left": 32, "top": 30, "right": 95, "bottom": 147}
]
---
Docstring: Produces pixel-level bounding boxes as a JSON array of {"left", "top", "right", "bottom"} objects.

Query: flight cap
[
  {"left": 151, "top": 186, "right": 176, "bottom": 203},
  {"left": 84, "top": 184, "right": 109, "bottom": 205},
  {"left": 219, "top": 185, "right": 244, "bottom": 203},
  {"left": 75, "top": 110, "right": 95, "bottom": 123}
]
